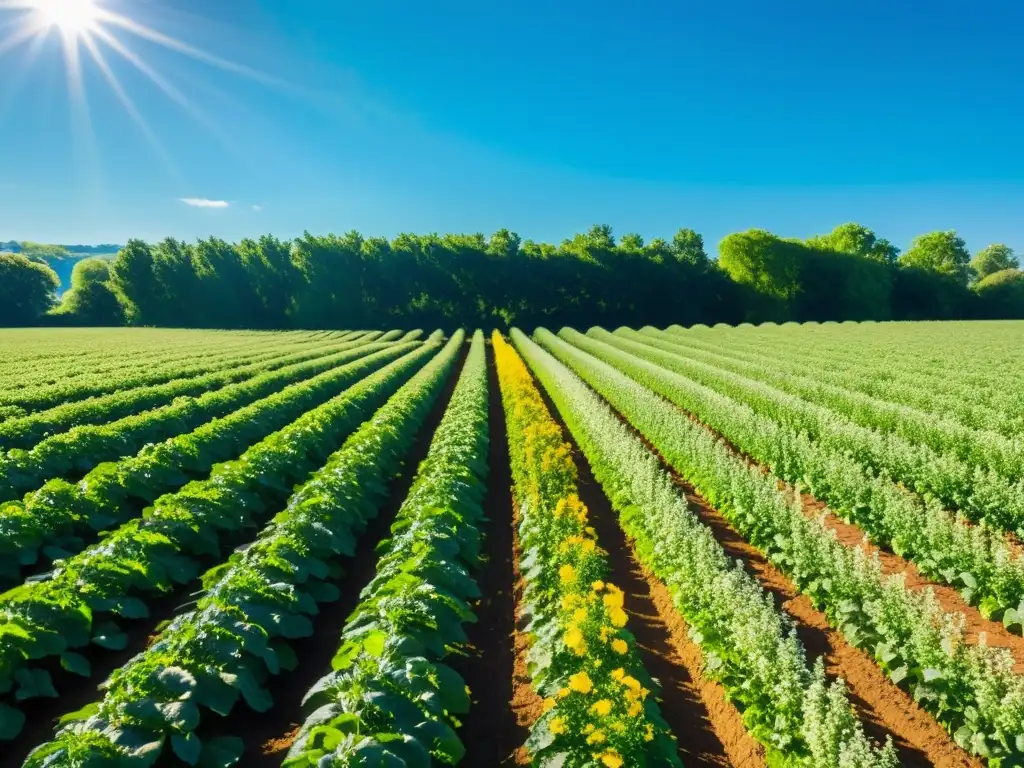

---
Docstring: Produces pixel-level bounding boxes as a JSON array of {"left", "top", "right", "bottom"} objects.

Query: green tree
[
  {"left": 671, "top": 228, "right": 709, "bottom": 266},
  {"left": 0, "top": 252, "right": 60, "bottom": 325},
  {"left": 974, "top": 269, "right": 1024, "bottom": 319},
  {"left": 55, "top": 258, "right": 125, "bottom": 325},
  {"left": 970, "top": 244, "right": 1018, "bottom": 282},
  {"left": 807, "top": 223, "right": 899, "bottom": 265},
  {"left": 719, "top": 230, "right": 801, "bottom": 299},
  {"left": 900, "top": 231, "right": 972, "bottom": 284},
  {"left": 109, "top": 240, "right": 161, "bottom": 324}
]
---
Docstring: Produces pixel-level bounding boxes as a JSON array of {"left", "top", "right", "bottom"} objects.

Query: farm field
[{"left": 1, "top": 322, "right": 1023, "bottom": 767}]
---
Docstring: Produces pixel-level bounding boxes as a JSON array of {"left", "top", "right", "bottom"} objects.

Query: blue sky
[{"left": 1, "top": 0, "right": 1022, "bottom": 255}]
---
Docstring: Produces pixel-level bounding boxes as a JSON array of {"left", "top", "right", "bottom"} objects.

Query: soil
[
  {"left": 450, "top": 345, "right": 533, "bottom": 766},
  {"left": 532, "top": 368, "right": 759, "bottom": 767},
  {"left": 615, "top": 398, "right": 982, "bottom": 767},
  {"left": 677, "top": 390, "right": 1024, "bottom": 674},
  {"left": 799, "top": 492, "right": 1024, "bottom": 673},
  {"left": 189, "top": 343, "right": 470, "bottom": 768}
]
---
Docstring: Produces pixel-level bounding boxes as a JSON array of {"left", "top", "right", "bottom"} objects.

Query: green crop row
[
  {"left": 548, "top": 328, "right": 1024, "bottom": 765},
  {"left": 520, "top": 329, "right": 897, "bottom": 768},
  {"left": 21, "top": 331, "right": 463, "bottom": 766},
  {"left": 0, "top": 338, "right": 443, "bottom": 742},
  {"left": 285, "top": 330, "right": 487, "bottom": 766}
]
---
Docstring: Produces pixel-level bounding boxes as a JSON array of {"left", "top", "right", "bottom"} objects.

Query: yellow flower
[
  {"left": 592, "top": 580, "right": 605, "bottom": 592},
  {"left": 644, "top": 723, "right": 655, "bottom": 742},
  {"left": 550, "top": 717, "right": 566, "bottom": 735},
  {"left": 564, "top": 627, "right": 584, "bottom": 651},
  {"left": 622, "top": 675, "right": 641, "bottom": 691},
  {"left": 590, "top": 699, "right": 613, "bottom": 716},
  {"left": 603, "top": 587, "right": 625, "bottom": 610},
  {"left": 557, "top": 687, "right": 570, "bottom": 699},
  {"left": 559, "top": 564, "right": 576, "bottom": 583},
  {"left": 586, "top": 730, "right": 607, "bottom": 745},
  {"left": 609, "top": 607, "right": 628, "bottom": 627},
  {"left": 628, "top": 701, "right": 643, "bottom": 717},
  {"left": 582, "top": 539, "right": 596, "bottom": 553},
  {"left": 573, "top": 608, "right": 588, "bottom": 623},
  {"left": 584, "top": 724, "right": 595, "bottom": 735},
  {"left": 611, "top": 668, "right": 625, "bottom": 682},
  {"left": 600, "top": 751, "right": 623, "bottom": 768},
  {"left": 568, "top": 671, "right": 593, "bottom": 694},
  {"left": 542, "top": 698, "right": 556, "bottom": 712},
  {"left": 560, "top": 594, "right": 576, "bottom": 610},
  {"left": 611, "top": 638, "right": 628, "bottom": 654}
]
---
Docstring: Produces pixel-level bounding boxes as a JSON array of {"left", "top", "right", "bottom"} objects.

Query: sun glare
[{"left": 31, "top": 0, "right": 99, "bottom": 37}]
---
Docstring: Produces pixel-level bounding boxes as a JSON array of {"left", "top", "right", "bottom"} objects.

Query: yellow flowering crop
[{"left": 493, "top": 333, "right": 674, "bottom": 766}]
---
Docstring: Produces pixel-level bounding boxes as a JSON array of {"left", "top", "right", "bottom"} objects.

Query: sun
[{"left": 30, "top": 0, "right": 100, "bottom": 37}]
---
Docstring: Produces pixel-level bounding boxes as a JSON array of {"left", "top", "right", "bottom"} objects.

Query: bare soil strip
[
  {"left": 453, "top": 345, "right": 532, "bottom": 766},
  {"left": 532, "top": 372, "right": 749, "bottom": 768},
  {"left": 204, "top": 344, "right": 469, "bottom": 767},
  {"left": 675, "top": 391, "right": 1024, "bottom": 674},
  {"left": 604, "top": 402, "right": 980, "bottom": 768}
]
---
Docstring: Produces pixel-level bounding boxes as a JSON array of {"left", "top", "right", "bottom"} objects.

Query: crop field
[{"left": 1, "top": 321, "right": 1024, "bottom": 768}]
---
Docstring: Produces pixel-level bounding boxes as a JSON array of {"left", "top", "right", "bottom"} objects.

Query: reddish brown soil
[
  {"left": 614, "top": 398, "right": 982, "bottom": 766},
  {"left": 192, "top": 344, "right": 469, "bottom": 768},
  {"left": 799, "top": 493, "right": 1024, "bottom": 673},
  {"left": 676, "top": 393, "right": 1024, "bottom": 674},
  {"left": 510, "top": 508, "right": 545, "bottom": 766},
  {"left": 668, "top": 463, "right": 979, "bottom": 768},
  {"left": 532, "top": 369, "right": 756, "bottom": 767},
  {"left": 452, "top": 346, "right": 533, "bottom": 766}
]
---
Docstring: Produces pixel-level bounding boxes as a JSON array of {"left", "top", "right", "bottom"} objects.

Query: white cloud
[
  {"left": 180, "top": 198, "right": 230, "bottom": 208},
  {"left": 252, "top": 204, "right": 263, "bottom": 212}
]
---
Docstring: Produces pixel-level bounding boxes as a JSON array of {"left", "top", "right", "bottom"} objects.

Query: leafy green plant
[
  {"left": 286, "top": 330, "right": 487, "bottom": 767},
  {"left": 0, "top": 338, "right": 443, "bottom": 742},
  {"left": 22, "top": 331, "right": 463, "bottom": 767}
]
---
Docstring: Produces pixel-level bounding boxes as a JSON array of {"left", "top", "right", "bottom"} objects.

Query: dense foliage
[
  {"left": 1, "top": 224, "right": 1019, "bottom": 328},
  {"left": 0, "top": 253, "right": 59, "bottom": 326}
]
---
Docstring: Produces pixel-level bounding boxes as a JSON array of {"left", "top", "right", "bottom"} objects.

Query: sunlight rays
[{"left": 0, "top": 0, "right": 286, "bottom": 186}]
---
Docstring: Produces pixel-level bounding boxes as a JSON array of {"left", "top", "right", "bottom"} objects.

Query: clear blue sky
[{"left": 1, "top": 0, "right": 1022, "bottom": 255}]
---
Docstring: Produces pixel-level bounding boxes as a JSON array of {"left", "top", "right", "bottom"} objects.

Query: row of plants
[
  {"left": 662, "top": 325, "right": 1024, "bottom": 437},
  {"left": 0, "top": 339, "right": 444, "bottom": 741},
  {"left": 0, "top": 331, "right": 377, "bottom": 449},
  {"left": 0, "top": 331, "right": 307, "bottom": 393},
  {"left": 0, "top": 336, "right": 394, "bottom": 496},
  {"left": 493, "top": 332, "right": 681, "bottom": 768},
  {"left": 518, "top": 329, "right": 898, "bottom": 767},
  {"left": 589, "top": 328, "right": 1024, "bottom": 538},
  {"left": 544, "top": 329, "right": 1024, "bottom": 765},
  {"left": 607, "top": 328, "right": 1024, "bottom": 629},
  {"left": 639, "top": 327, "right": 1023, "bottom": 482},
  {"left": 0, "top": 331, "right": 345, "bottom": 414},
  {"left": 0, "top": 340, "right": 422, "bottom": 589},
  {"left": 284, "top": 330, "right": 488, "bottom": 766},
  {"left": 21, "top": 331, "right": 465, "bottom": 766}
]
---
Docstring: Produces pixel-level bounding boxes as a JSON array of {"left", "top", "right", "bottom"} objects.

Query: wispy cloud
[
  {"left": 180, "top": 197, "right": 229, "bottom": 208},
  {"left": 252, "top": 204, "right": 263, "bottom": 212}
]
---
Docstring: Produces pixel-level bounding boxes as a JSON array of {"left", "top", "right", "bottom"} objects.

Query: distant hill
[{"left": 0, "top": 241, "right": 123, "bottom": 294}]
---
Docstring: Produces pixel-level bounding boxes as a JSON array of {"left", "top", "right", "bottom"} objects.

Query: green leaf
[
  {"left": 0, "top": 703, "right": 26, "bottom": 740},
  {"left": 173, "top": 732, "right": 202, "bottom": 765},
  {"left": 60, "top": 651, "right": 91, "bottom": 677},
  {"left": 116, "top": 597, "right": 151, "bottom": 619},
  {"left": 197, "top": 735, "right": 244, "bottom": 768},
  {"left": 363, "top": 629, "right": 388, "bottom": 657},
  {"left": 278, "top": 614, "right": 314, "bottom": 640},
  {"left": 157, "top": 666, "right": 198, "bottom": 696},
  {"left": 14, "top": 668, "right": 58, "bottom": 700}
]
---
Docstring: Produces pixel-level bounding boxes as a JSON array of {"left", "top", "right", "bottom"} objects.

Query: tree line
[{"left": 2, "top": 223, "right": 1022, "bottom": 329}]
